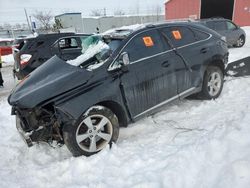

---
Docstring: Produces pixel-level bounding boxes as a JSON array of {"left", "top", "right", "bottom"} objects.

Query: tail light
[{"left": 20, "top": 54, "right": 32, "bottom": 67}]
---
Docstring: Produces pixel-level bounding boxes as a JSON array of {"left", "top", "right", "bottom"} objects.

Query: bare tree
[
  {"left": 52, "top": 18, "right": 63, "bottom": 32},
  {"left": 90, "top": 9, "right": 102, "bottom": 16},
  {"left": 3, "top": 23, "right": 11, "bottom": 30},
  {"left": 114, "top": 9, "right": 125, "bottom": 16},
  {"left": 155, "top": 4, "right": 162, "bottom": 21},
  {"left": 33, "top": 11, "right": 53, "bottom": 30},
  {"left": 14, "top": 23, "right": 22, "bottom": 29}
]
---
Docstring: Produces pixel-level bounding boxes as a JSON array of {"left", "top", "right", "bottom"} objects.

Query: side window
[
  {"left": 58, "top": 38, "right": 79, "bottom": 49},
  {"left": 123, "top": 29, "right": 168, "bottom": 62},
  {"left": 161, "top": 26, "right": 196, "bottom": 48},
  {"left": 226, "top": 21, "right": 237, "bottom": 30},
  {"left": 213, "top": 21, "right": 227, "bottom": 31},
  {"left": 192, "top": 28, "right": 210, "bottom": 41}
]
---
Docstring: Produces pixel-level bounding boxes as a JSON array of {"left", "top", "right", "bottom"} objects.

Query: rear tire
[
  {"left": 198, "top": 66, "right": 224, "bottom": 100},
  {"left": 63, "top": 105, "right": 119, "bottom": 157}
]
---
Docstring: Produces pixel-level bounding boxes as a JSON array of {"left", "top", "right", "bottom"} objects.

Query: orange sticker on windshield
[
  {"left": 143, "top": 36, "right": 154, "bottom": 47},
  {"left": 172, "top": 30, "right": 182, "bottom": 40}
]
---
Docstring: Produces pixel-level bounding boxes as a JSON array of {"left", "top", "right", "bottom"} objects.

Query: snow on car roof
[
  {"left": 0, "top": 38, "right": 14, "bottom": 42},
  {"left": 102, "top": 24, "right": 145, "bottom": 35}
]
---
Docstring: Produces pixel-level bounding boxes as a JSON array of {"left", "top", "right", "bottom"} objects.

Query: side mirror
[
  {"left": 108, "top": 52, "right": 130, "bottom": 72},
  {"left": 120, "top": 52, "right": 130, "bottom": 66}
]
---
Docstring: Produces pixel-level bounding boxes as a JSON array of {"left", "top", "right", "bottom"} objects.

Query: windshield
[{"left": 67, "top": 35, "right": 122, "bottom": 69}]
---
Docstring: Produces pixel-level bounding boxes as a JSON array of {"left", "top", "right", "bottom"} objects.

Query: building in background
[
  {"left": 82, "top": 15, "right": 164, "bottom": 33},
  {"left": 55, "top": 13, "right": 84, "bottom": 33},
  {"left": 55, "top": 13, "right": 164, "bottom": 33},
  {"left": 165, "top": 0, "right": 250, "bottom": 26}
]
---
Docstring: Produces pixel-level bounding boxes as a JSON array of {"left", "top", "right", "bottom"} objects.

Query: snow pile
[
  {"left": 1, "top": 76, "right": 250, "bottom": 188},
  {"left": 1, "top": 54, "right": 14, "bottom": 67},
  {"left": 0, "top": 27, "right": 250, "bottom": 188},
  {"left": 0, "top": 38, "right": 13, "bottom": 42},
  {"left": 103, "top": 24, "right": 144, "bottom": 35}
]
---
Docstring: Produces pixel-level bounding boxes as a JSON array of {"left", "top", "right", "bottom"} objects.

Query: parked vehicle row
[
  {"left": 8, "top": 21, "right": 229, "bottom": 157},
  {"left": 1, "top": 18, "right": 243, "bottom": 81},
  {"left": 197, "top": 18, "right": 246, "bottom": 47},
  {"left": 12, "top": 33, "right": 90, "bottom": 80}
]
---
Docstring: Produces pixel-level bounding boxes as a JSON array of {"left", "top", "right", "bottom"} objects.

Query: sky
[{"left": 0, "top": 0, "right": 165, "bottom": 25}]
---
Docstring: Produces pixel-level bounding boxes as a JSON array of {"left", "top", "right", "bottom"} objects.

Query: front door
[{"left": 118, "top": 29, "right": 180, "bottom": 118}]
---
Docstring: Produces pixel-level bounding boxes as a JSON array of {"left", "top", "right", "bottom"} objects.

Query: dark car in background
[
  {"left": 13, "top": 33, "right": 90, "bottom": 80},
  {"left": 198, "top": 18, "right": 246, "bottom": 47},
  {"left": 8, "top": 21, "right": 228, "bottom": 157}
]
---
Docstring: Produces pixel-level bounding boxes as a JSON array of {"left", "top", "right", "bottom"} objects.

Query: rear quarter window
[{"left": 191, "top": 28, "right": 210, "bottom": 41}]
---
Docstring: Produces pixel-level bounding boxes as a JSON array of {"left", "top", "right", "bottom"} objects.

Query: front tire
[
  {"left": 63, "top": 106, "right": 119, "bottom": 157},
  {"left": 198, "top": 66, "right": 224, "bottom": 100},
  {"left": 235, "top": 35, "right": 245, "bottom": 47}
]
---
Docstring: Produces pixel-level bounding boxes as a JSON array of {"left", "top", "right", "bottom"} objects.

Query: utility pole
[
  {"left": 104, "top": 8, "right": 106, "bottom": 17},
  {"left": 24, "top": 8, "right": 32, "bottom": 32}
]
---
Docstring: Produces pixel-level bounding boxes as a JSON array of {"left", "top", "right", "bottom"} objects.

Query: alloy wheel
[
  {"left": 207, "top": 72, "right": 222, "bottom": 97},
  {"left": 76, "top": 114, "right": 113, "bottom": 152}
]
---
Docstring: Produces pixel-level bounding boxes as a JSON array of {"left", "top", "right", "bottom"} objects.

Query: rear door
[
  {"left": 118, "top": 28, "right": 179, "bottom": 118},
  {"left": 160, "top": 25, "right": 212, "bottom": 93}
]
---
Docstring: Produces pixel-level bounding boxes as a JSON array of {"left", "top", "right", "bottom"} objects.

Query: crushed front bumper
[{"left": 16, "top": 116, "right": 33, "bottom": 147}]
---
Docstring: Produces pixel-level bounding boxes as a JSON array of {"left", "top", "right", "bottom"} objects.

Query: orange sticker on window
[
  {"left": 172, "top": 30, "right": 182, "bottom": 40},
  {"left": 143, "top": 36, "right": 154, "bottom": 47}
]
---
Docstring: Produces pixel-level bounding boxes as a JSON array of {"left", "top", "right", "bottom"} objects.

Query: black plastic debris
[{"left": 226, "top": 56, "right": 250, "bottom": 77}]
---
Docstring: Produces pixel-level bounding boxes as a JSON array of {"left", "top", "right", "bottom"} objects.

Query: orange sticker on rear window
[
  {"left": 143, "top": 36, "right": 154, "bottom": 47},
  {"left": 172, "top": 30, "right": 182, "bottom": 40}
]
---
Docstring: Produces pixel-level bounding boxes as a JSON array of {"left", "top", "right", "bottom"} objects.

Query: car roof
[
  {"left": 198, "top": 17, "right": 231, "bottom": 22},
  {"left": 34, "top": 32, "right": 90, "bottom": 40},
  {"left": 103, "top": 20, "right": 209, "bottom": 40}
]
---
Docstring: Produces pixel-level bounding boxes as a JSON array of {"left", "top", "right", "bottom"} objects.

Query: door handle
[
  {"left": 200, "top": 48, "right": 208, "bottom": 54},
  {"left": 162, "top": 61, "right": 170, "bottom": 68}
]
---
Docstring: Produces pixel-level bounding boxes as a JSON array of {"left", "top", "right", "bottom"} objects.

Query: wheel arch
[
  {"left": 96, "top": 100, "right": 129, "bottom": 128},
  {"left": 208, "top": 59, "right": 225, "bottom": 72}
]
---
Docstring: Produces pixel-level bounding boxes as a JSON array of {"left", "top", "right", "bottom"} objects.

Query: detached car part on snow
[{"left": 8, "top": 22, "right": 228, "bottom": 157}]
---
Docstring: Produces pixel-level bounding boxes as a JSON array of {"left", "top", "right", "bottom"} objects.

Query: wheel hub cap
[
  {"left": 76, "top": 115, "right": 113, "bottom": 153},
  {"left": 207, "top": 72, "right": 222, "bottom": 97}
]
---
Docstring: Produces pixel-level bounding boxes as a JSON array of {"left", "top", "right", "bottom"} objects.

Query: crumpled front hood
[{"left": 8, "top": 56, "right": 93, "bottom": 108}]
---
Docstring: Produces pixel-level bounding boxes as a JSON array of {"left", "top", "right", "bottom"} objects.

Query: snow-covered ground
[{"left": 0, "top": 27, "right": 250, "bottom": 188}]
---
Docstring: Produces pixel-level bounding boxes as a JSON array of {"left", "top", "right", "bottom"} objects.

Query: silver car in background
[{"left": 199, "top": 18, "right": 246, "bottom": 47}]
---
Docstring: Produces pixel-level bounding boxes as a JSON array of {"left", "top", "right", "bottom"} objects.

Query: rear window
[{"left": 213, "top": 21, "right": 227, "bottom": 31}]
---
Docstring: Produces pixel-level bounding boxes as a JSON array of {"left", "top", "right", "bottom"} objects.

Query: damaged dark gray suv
[{"left": 8, "top": 22, "right": 228, "bottom": 157}]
